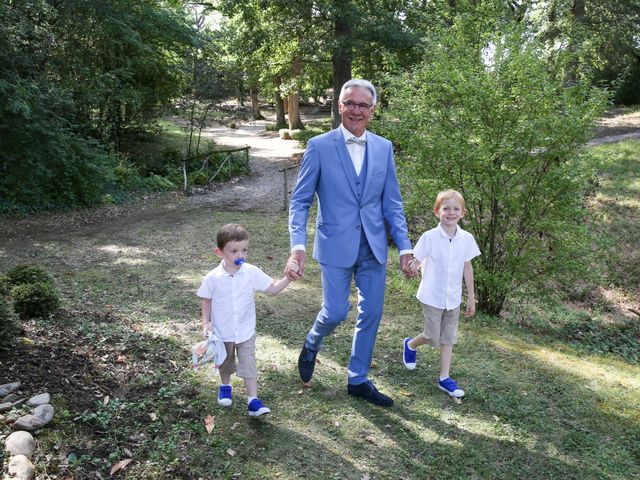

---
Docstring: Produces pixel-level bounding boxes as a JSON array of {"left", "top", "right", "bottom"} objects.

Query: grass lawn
[{"left": 0, "top": 142, "right": 638, "bottom": 479}]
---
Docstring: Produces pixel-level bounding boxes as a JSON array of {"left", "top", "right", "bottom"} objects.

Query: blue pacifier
[{"left": 234, "top": 258, "right": 246, "bottom": 266}]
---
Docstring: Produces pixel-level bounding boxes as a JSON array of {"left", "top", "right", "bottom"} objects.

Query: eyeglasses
[{"left": 341, "top": 100, "right": 373, "bottom": 112}]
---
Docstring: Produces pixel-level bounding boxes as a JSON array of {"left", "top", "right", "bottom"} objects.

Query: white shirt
[
  {"left": 339, "top": 123, "right": 366, "bottom": 176},
  {"left": 196, "top": 262, "right": 273, "bottom": 343},
  {"left": 413, "top": 224, "right": 480, "bottom": 310}
]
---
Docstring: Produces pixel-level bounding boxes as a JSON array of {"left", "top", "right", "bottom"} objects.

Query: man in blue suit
[{"left": 285, "top": 79, "right": 415, "bottom": 407}]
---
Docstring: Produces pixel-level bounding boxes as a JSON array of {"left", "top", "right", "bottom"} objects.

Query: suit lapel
[
  {"left": 333, "top": 129, "right": 358, "bottom": 199},
  {"left": 361, "top": 133, "right": 376, "bottom": 201}
]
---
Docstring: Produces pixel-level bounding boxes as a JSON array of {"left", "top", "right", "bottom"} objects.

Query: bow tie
[{"left": 346, "top": 137, "right": 367, "bottom": 147}]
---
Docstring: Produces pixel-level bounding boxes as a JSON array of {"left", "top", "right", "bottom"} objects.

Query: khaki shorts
[
  {"left": 420, "top": 303, "right": 460, "bottom": 347},
  {"left": 218, "top": 334, "right": 257, "bottom": 379}
]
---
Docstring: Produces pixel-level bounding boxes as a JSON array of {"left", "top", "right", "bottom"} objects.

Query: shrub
[
  {"left": 0, "top": 297, "right": 20, "bottom": 351},
  {"left": 6, "top": 264, "right": 54, "bottom": 287},
  {"left": 11, "top": 282, "right": 61, "bottom": 319},
  {"left": 381, "top": 18, "right": 608, "bottom": 315},
  {"left": 0, "top": 275, "right": 10, "bottom": 296}
]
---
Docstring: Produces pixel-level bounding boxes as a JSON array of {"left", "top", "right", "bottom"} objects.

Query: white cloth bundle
[{"left": 191, "top": 333, "right": 227, "bottom": 370}]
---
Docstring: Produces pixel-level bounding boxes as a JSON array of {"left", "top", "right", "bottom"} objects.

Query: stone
[
  {"left": 33, "top": 404, "right": 54, "bottom": 424},
  {"left": 2, "top": 393, "right": 20, "bottom": 403},
  {"left": 5, "top": 431, "right": 36, "bottom": 457},
  {"left": 0, "top": 402, "right": 13, "bottom": 413},
  {"left": 7, "top": 454, "right": 35, "bottom": 480},
  {"left": 12, "top": 415, "right": 46, "bottom": 432},
  {"left": 0, "top": 381, "right": 20, "bottom": 397},
  {"left": 26, "top": 393, "right": 50, "bottom": 407}
]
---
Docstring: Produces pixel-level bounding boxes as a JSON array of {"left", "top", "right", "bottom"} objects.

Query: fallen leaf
[
  {"left": 315, "top": 358, "right": 321, "bottom": 365},
  {"left": 361, "top": 474, "right": 371, "bottom": 480},
  {"left": 169, "top": 360, "right": 178, "bottom": 369},
  {"left": 115, "top": 354, "right": 127, "bottom": 364},
  {"left": 227, "top": 448, "right": 236, "bottom": 457},
  {"left": 149, "top": 412, "right": 158, "bottom": 421},
  {"left": 103, "top": 396, "right": 110, "bottom": 406},
  {"left": 110, "top": 458, "right": 132, "bottom": 475},
  {"left": 123, "top": 448, "right": 133, "bottom": 457},
  {"left": 365, "top": 435, "right": 377, "bottom": 444},
  {"left": 370, "top": 360, "right": 378, "bottom": 368},
  {"left": 204, "top": 415, "right": 215, "bottom": 434},
  {"left": 231, "top": 422, "right": 240, "bottom": 430},
  {"left": 297, "top": 389, "right": 304, "bottom": 395},
  {"left": 400, "top": 390, "right": 414, "bottom": 397}
]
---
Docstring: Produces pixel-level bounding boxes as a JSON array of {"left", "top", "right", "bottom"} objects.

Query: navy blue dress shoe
[
  {"left": 298, "top": 345, "right": 318, "bottom": 384},
  {"left": 347, "top": 380, "right": 394, "bottom": 407}
]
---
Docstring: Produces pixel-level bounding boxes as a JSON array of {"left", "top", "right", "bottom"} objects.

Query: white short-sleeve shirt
[
  {"left": 196, "top": 262, "right": 273, "bottom": 343},
  {"left": 413, "top": 224, "right": 481, "bottom": 310}
]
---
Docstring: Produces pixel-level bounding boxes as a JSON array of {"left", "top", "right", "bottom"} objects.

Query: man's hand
[
  {"left": 400, "top": 254, "right": 419, "bottom": 278},
  {"left": 285, "top": 250, "right": 306, "bottom": 281}
]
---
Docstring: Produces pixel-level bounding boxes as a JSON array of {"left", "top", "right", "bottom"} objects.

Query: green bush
[
  {"left": 6, "top": 264, "right": 54, "bottom": 287},
  {"left": 0, "top": 297, "right": 20, "bottom": 351},
  {"left": 0, "top": 275, "right": 10, "bottom": 296},
  {"left": 381, "top": 19, "right": 609, "bottom": 315},
  {"left": 291, "top": 127, "right": 325, "bottom": 147},
  {"left": 11, "top": 282, "right": 61, "bottom": 319}
]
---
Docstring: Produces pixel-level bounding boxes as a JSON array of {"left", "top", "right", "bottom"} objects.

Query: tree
[{"left": 382, "top": 16, "right": 608, "bottom": 314}]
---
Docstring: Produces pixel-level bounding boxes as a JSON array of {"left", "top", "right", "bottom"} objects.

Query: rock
[
  {"left": 5, "top": 431, "right": 36, "bottom": 457},
  {"left": 33, "top": 404, "right": 54, "bottom": 424},
  {"left": 2, "top": 393, "right": 20, "bottom": 403},
  {"left": 7, "top": 454, "right": 35, "bottom": 480},
  {"left": 0, "top": 402, "right": 13, "bottom": 413},
  {"left": 26, "top": 393, "right": 50, "bottom": 407},
  {"left": 0, "top": 381, "right": 20, "bottom": 397},
  {"left": 12, "top": 415, "right": 46, "bottom": 432}
]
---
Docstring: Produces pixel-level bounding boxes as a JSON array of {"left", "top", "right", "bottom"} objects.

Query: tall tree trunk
[
  {"left": 566, "top": 0, "right": 586, "bottom": 84},
  {"left": 288, "top": 54, "right": 304, "bottom": 130},
  {"left": 273, "top": 76, "right": 287, "bottom": 127},
  {"left": 250, "top": 89, "right": 264, "bottom": 120},
  {"left": 331, "top": 2, "right": 353, "bottom": 129}
]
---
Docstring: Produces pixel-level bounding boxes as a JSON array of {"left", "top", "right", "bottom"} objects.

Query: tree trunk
[
  {"left": 287, "top": 92, "right": 304, "bottom": 130},
  {"left": 331, "top": 3, "right": 353, "bottom": 129},
  {"left": 250, "top": 89, "right": 264, "bottom": 120},
  {"left": 288, "top": 54, "right": 304, "bottom": 130},
  {"left": 273, "top": 76, "right": 287, "bottom": 128}
]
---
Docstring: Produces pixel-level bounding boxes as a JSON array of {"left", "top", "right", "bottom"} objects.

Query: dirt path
[{"left": 187, "top": 117, "right": 305, "bottom": 213}]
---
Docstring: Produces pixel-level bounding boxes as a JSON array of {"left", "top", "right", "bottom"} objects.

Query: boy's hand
[
  {"left": 285, "top": 251, "right": 305, "bottom": 280},
  {"left": 464, "top": 298, "right": 476, "bottom": 318},
  {"left": 400, "top": 254, "right": 419, "bottom": 278}
]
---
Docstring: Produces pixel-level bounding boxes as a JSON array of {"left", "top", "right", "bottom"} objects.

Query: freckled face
[{"left": 435, "top": 198, "right": 465, "bottom": 228}]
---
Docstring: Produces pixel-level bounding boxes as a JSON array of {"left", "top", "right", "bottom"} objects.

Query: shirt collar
[
  {"left": 339, "top": 123, "right": 366, "bottom": 143},
  {"left": 437, "top": 223, "right": 462, "bottom": 240},
  {"left": 217, "top": 260, "right": 245, "bottom": 277}
]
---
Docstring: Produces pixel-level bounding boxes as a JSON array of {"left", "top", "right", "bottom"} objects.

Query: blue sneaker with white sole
[
  {"left": 248, "top": 398, "right": 270, "bottom": 417},
  {"left": 218, "top": 385, "right": 232, "bottom": 406},
  {"left": 403, "top": 337, "right": 416, "bottom": 370},
  {"left": 438, "top": 377, "right": 465, "bottom": 398}
]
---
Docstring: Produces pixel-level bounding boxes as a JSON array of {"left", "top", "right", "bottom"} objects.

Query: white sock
[
  {"left": 247, "top": 396, "right": 257, "bottom": 404},
  {"left": 406, "top": 341, "right": 416, "bottom": 351},
  {"left": 439, "top": 376, "right": 449, "bottom": 381},
  {"left": 220, "top": 383, "right": 231, "bottom": 388}
]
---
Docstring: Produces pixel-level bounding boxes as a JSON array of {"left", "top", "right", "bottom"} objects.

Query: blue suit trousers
[{"left": 305, "top": 236, "right": 386, "bottom": 385}]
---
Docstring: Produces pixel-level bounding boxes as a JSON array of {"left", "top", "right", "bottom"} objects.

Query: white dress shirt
[
  {"left": 196, "top": 262, "right": 273, "bottom": 343},
  {"left": 339, "top": 123, "right": 366, "bottom": 176},
  {"left": 413, "top": 224, "right": 480, "bottom": 310}
]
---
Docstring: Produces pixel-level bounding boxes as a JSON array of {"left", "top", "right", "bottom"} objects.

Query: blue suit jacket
[{"left": 289, "top": 128, "right": 411, "bottom": 267}]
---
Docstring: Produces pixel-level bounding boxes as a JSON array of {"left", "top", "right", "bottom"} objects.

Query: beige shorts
[
  {"left": 218, "top": 334, "right": 257, "bottom": 379},
  {"left": 420, "top": 303, "right": 460, "bottom": 347}
]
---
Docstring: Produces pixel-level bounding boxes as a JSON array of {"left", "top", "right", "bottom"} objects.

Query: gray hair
[{"left": 339, "top": 79, "right": 377, "bottom": 106}]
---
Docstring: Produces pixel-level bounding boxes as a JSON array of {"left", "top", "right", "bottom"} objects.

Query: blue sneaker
[
  {"left": 248, "top": 398, "right": 270, "bottom": 417},
  {"left": 438, "top": 377, "right": 465, "bottom": 398},
  {"left": 218, "top": 385, "right": 232, "bottom": 406},
  {"left": 403, "top": 337, "right": 416, "bottom": 370}
]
